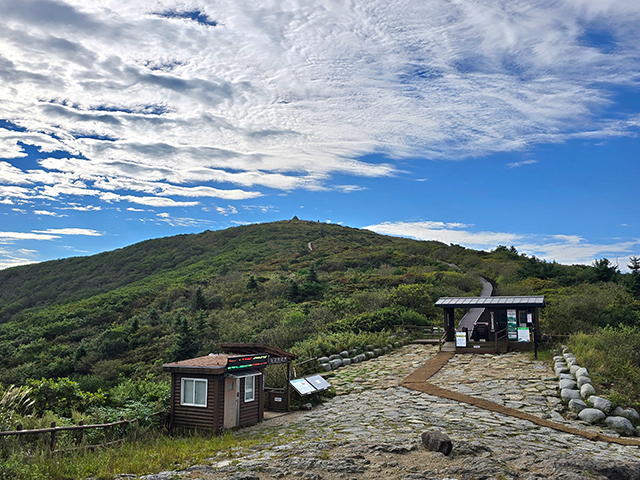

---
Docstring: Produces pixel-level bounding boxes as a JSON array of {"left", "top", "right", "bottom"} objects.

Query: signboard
[
  {"left": 290, "top": 375, "right": 333, "bottom": 396},
  {"left": 290, "top": 378, "right": 316, "bottom": 396},
  {"left": 507, "top": 309, "right": 517, "bottom": 340},
  {"left": 527, "top": 313, "right": 533, "bottom": 325},
  {"left": 518, "top": 327, "right": 530, "bottom": 343},
  {"left": 226, "top": 354, "right": 268, "bottom": 371},
  {"left": 306, "top": 375, "right": 331, "bottom": 392},
  {"left": 456, "top": 331, "right": 467, "bottom": 347},
  {"left": 268, "top": 356, "right": 289, "bottom": 365}
]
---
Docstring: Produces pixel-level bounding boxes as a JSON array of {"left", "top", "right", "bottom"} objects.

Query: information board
[
  {"left": 456, "top": 331, "right": 467, "bottom": 347},
  {"left": 306, "top": 375, "right": 331, "bottom": 392},
  {"left": 518, "top": 327, "right": 530, "bottom": 343},
  {"left": 507, "top": 309, "right": 518, "bottom": 340},
  {"left": 290, "top": 378, "right": 316, "bottom": 396}
]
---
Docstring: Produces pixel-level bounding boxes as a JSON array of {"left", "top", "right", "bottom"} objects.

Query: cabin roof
[
  {"left": 163, "top": 354, "right": 231, "bottom": 373},
  {"left": 219, "top": 343, "right": 298, "bottom": 360}
]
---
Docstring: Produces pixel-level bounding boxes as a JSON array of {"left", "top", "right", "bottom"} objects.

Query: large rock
[
  {"left": 578, "top": 408, "right": 606, "bottom": 423},
  {"left": 320, "top": 363, "right": 332, "bottom": 372},
  {"left": 329, "top": 358, "right": 342, "bottom": 369},
  {"left": 339, "top": 350, "right": 350, "bottom": 358},
  {"left": 567, "top": 358, "right": 579, "bottom": 368},
  {"left": 560, "top": 388, "right": 580, "bottom": 403},
  {"left": 568, "top": 398, "right": 587, "bottom": 413},
  {"left": 555, "top": 365, "right": 569, "bottom": 375},
  {"left": 611, "top": 407, "right": 640, "bottom": 425},
  {"left": 421, "top": 431, "right": 453, "bottom": 456},
  {"left": 317, "top": 356, "right": 330, "bottom": 364},
  {"left": 577, "top": 376, "right": 592, "bottom": 389},
  {"left": 580, "top": 383, "right": 596, "bottom": 399},
  {"left": 569, "top": 364, "right": 581, "bottom": 374},
  {"left": 553, "top": 355, "right": 564, "bottom": 362},
  {"left": 604, "top": 416, "right": 636, "bottom": 436},
  {"left": 328, "top": 354, "right": 342, "bottom": 361},
  {"left": 559, "top": 373, "right": 574, "bottom": 380},
  {"left": 575, "top": 367, "right": 589, "bottom": 378},
  {"left": 588, "top": 396, "right": 613, "bottom": 414},
  {"left": 559, "top": 379, "right": 576, "bottom": 390},
  {"left": 342, "top": 358, "right": 352, "bottom": 366}
]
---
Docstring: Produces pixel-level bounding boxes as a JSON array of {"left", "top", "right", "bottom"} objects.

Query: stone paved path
[{"left": 142, "top": 344, "right": 640, "bottom": 480}]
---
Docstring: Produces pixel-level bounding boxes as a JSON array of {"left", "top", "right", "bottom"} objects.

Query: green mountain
[{"left": 0, "top": 219, "right": 636, "bottom": 391}]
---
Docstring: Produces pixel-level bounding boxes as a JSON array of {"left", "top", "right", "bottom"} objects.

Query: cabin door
[{"left": 223, "top": 377, "right": 239, "bottom": 428}]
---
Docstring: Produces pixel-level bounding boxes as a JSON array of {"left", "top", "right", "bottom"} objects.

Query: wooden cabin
[
  {"left": 163, "top": 352, "right": 268, "bottom": 431},
  {"left": 435, "top": 296, "right": 545, "bottom": 355}
]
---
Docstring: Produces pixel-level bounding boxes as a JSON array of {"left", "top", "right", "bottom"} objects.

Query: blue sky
[{"left": 0, "top": 0, "right": 639, "bottom": 271}]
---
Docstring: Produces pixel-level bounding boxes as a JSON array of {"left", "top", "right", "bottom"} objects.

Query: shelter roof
[
  {"left": 435, "top": 296, "right": 545, "bottom": 308},
  {"left": 220, "top": 343, "right": 298, "bottom": 360}
]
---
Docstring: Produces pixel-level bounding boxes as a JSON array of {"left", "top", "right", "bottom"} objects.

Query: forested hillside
[{"left": 0, "top": 219, "right": 638, "bottom": 397}]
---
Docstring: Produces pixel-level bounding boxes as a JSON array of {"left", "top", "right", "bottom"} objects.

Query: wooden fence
[{"left": 0, "top": 411, "right": 164, "bottom": 453}]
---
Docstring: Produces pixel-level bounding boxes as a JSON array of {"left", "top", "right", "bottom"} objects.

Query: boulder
[
  {"left": 577, "top": 376, "right": 592, "bottom": 389},
  {"left": 580, "top": 383, "right": 596, "bottom": 399},
  {"left": 578, "top": 408, "right": 606, "bottom": 423},
  {"left": 612, "top": 407, "right": 640, "bottom": 424},
  {"left": 569, "top": 365, "right": 581, "bottom": 374},
  {"left": 604, "top": 416, "right": 636, "bottom": 436},
  {"left": 559, "top": 373, "right": 574, "bottom": 380},
  {"left": 342, "top": 358, "right": 352, "bottom": 366},
  {"left": 328, "top": 354, "right": 342, "bottom": 361},
  {"left": 555, "top": 366, "right": 569, "bottom": 375},
  {"left": 317, "top": 356, "right": 330, "bottom": 365},
  {"left": 356, "top": 354, "right": 367, "bottom": 363},
  {"left": 560, "top": 389, "right": 581, "bottom": 403},
  {"left": 575, "top": 367, "right": 589, "bottom": 378},
  {"left": 329, "top": 359, "right": 342, "bottom": 369},
  {"left": 339, "top": 350, "right": 350, "bottom": 358},
  {"left": 553, "top": 356, "right": 564, "bottom": 362},
  {"left": 373, "top": 348, "right": 382, "bottom": 356},
  {"left": 351, "top": 356, "right": 360, "bottom": 364},
  {"left": 588, "top": 396, "right": 613, "bottom": 414},
  {"left": 568, "top": 399, "right": 587, "bottom": 413},
  {"left": 321, "top": 363, "right": 332, "bottom": 372},
  {"left": 421, "top": 431, "right": 453, "bottom": 456},
  {"left": 365, "top": 351, "right": 375, "bottom": 359},
  {"left": 559, "top": 379, "right": 576, "bottom": 390}
]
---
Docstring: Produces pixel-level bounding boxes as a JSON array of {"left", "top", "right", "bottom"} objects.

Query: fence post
[
  {"left": 50, "top": 422, "right": 56, "bottom": 453},
  {"left": 120, "top": 417, "right": 126, "bottom": 443},
  {"left": 77, "top": 421, "right": 84, "bottom": 445}
]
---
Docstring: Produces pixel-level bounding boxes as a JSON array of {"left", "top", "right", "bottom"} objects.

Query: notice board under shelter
[{"left": 435, "top": 296, "right": 545, "bottom": 354}]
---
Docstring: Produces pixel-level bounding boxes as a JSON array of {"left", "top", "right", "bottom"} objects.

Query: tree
[
  {"left": 191, "top": 286, "right": 208, "bottom": 310},
  {"left": 628, "top": 256, "right": 640, "bottom": 298},
  {"left": 246, "top": 275, "right": 258, "bottom": 291},
  {"left": 592, "top": 258, "right": 619, "bottom": 283}
]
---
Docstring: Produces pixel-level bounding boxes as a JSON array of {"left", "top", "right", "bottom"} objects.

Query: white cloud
[
  {"left": 216, "top": 205, "right": 238, "bottom": 216},
  {"left": 31, "top": 228, "right": 103, "bottom": 236},
  {"left": 34, "top": 209, "right": 68, "bottom": 217},
  {"left": 154, "top": 212, "right": 214, "bottom": 227},
  {"left": 365, "top": 219, "right": 640, "bottom": 267},
  {"left": 507, "top": 159, "right": 538, "bottom": 168},
  {"left": 0, "top": 231, "right": 60, "bottom": 241},
  {"left": 127, "top": 207, "right": 145, "bottom": 212},
  {"left": 0, "top": 0, "right": 638, "bottom": 211}
]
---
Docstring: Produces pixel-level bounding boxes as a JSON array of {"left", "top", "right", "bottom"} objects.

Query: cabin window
[
  {"left": 244, "top": 375, "right": 256, "bottom": 402},
  {"left": 181, "top": 378, "right": 208, "bottom": 407}
]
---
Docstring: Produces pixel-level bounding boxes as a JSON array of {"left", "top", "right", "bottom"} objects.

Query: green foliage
[
  {"left": 331, "top": 307, "right": 402, "bottom": 333},
  {"left": 569, "top": 327, "right": 640, "bottom": 409},
  {"left": 26, "top": 377, "right": 106, "bottom": 418}
]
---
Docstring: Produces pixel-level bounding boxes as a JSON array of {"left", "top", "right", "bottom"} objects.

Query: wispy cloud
[
  {"left": 365, "top": 220, "right": 640, "bottom": 267},
  {"left": 31, "top": 228, "right": 103, "bottom": 236},
  {"left": 507, "top": 159, "right": 538, "bottom": 168},
  {"left": 0, "top": 0, "right": 638, "bottom": 211},
  {"left": 34, "top": 210, "right": 68, "bottom": 217},
  {"left": 216, "top": 205, "right": 238, "bottom": 216}
]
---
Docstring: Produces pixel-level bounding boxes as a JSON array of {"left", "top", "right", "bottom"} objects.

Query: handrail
[{"left": 0, "top": 411, "right": 165, "bottom": 453}]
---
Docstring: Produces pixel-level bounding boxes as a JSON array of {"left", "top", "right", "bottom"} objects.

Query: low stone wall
[
  {"left": 554, "top": 345, "right": 640, "bottom": 436},
  {"left": 316, "top": 337, "right": 408, "bottom": 372}
]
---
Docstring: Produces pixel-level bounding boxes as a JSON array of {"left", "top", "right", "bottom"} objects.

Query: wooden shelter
[
  {"left": 163, "top": 351, "right": 269, "bottom": 431},
  {"left": 435, "top": 296, "right": 545, "bottom": 355}
]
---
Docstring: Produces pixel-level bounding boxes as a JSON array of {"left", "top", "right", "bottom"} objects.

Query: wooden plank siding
[
  {"left": 171, "top": 373, "right": 220, "bottom": 430},
  {"left": 238, "top": 375, "right": 263, "bottom": 426}
]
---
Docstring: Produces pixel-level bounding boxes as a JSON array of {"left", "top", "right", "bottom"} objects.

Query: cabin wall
[
  {"left": 238, "top": 375, "right": 263, "bottom": 426},
  {"left": 171, "top": 372, "right": 221, "bottom": 430}
]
